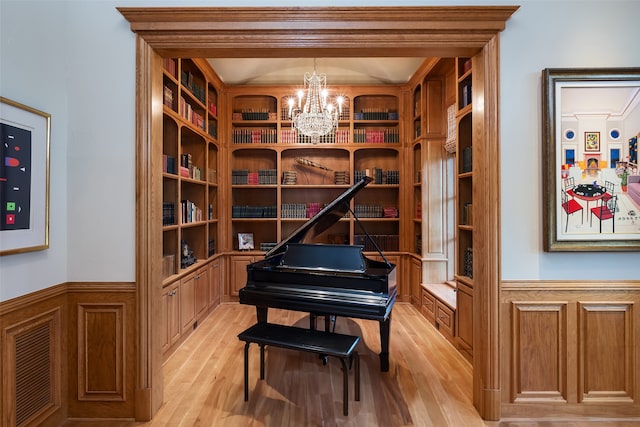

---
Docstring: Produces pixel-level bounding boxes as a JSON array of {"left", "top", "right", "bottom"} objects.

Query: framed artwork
[
  {"left": 0, "top": 97, "right": 51, "bottom": 255},
  {"left": 584, "top": 131, "right": 600, "bottom": 152},
  {"left": 238, "top": 232, "right": 254, "bottom": 250},
  {"left": 541, "top": 68, "right": 640, "bottom": 251}
]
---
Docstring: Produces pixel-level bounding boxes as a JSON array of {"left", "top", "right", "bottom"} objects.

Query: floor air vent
[{"left": 14, "top": 322, "right": 52, "bottom": 426}]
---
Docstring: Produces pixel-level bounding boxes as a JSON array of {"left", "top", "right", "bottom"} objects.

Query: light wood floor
[{"left": 65, "top": 303, "right": 639, "bottom": 427}]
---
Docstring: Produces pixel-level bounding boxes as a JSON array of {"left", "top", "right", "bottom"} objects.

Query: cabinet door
[
  {"left": 181, "top": 272, "right": 197, "bottom": 334},
  {"left": 162, "top": 281, "right": 180, "bottom": 352},
  {"left": 229, "top": 256, "right": 254, "bottom": 297},
  {"left": 456, "top": 281, "right": 473, "bottom": 360},
  {"left": 410, "top": 257, "right": 422, "bottom": 306},
  {"left": 208, "top": 259, "right": 221, "bottom": 307},
  {"left": 421, "top": 289, "right": 436, "bottom": 324},
  {"left": 195, "top": 266, "right": 209, "bottom": 321}
]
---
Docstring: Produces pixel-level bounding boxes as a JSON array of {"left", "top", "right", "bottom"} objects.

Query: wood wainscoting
[
  {"left": 0, "top": 282, "right": 136, "bottom": 426},
  {"left": 501, "top": 280, "right": 640, "bottom": 421}
]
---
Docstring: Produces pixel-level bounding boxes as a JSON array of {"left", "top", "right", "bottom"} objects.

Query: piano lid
[{"left": 264, "top": 176, "right": 373, "bottom": 258}]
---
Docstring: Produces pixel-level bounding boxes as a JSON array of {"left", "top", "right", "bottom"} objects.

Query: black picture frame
[{"left": 542, "top": 68, "right": 640, "bottom": 251}]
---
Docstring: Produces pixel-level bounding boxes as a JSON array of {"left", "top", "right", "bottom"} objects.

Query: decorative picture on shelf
[
  {"left": 238, "top": 232, "right": 254, "bottom": 250},
  {"left": 0, "top": 97, "right": 50, "bottom": 256},
  {"left": 541, "top": 68, "right": 640, "bottom": 251},
  {"left": 584, "top": 131, "right": 600, "bottom": 152}
]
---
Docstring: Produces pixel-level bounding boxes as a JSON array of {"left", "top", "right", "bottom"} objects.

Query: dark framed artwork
[
  {"left": 542, "top": 68, "right": 640, "bottom": 251},
  {"left": 0, "top": 97, "right": 51, "bottom": 255}
]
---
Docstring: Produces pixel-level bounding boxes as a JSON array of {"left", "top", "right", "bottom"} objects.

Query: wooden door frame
[{"left": 119, "top": 6, "right": 517, "bottom": 421}]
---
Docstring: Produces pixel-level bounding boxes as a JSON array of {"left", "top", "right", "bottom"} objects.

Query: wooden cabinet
[
  {"left": 208, "top": 258, "right": 222, "bottom": 308},
  {"left": 421, "top": 282, "right": 457, "bottom": 344},
  {"left": 421, "top": 288, "right": 436, "bottom": 323},
  {"left": 410, "top": 257, "right": 422, "bottom": 306},
  {"left": 194, "top": 266, "right": 209, "bottom": 321},
  {"left": 161, "top": 281, "right": 181, "bottom": 353},
  {"left": 435, "top": 300, "right": 455, "bottom": 338},
  {"left": 455, "top": 280, "right": 473, "bottom": 361},
  {"left": 229, "top": 255, "right": 257, "bottom": 298},
  {"left": 454, "top": 57, "right": 474, "bottom": 360},
  {"left": 180, "top": 270, "right": 197, "bottom": 335}
]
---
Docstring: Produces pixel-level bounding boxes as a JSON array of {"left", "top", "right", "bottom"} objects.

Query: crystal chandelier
[{"left": 288, "top": 60, "right": 344, "bottom": 144}]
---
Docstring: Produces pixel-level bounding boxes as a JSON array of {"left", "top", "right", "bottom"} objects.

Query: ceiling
[
  {"left": 207, "top": 57, "right": 427, "bottom": 86},
  {"left": 562, "top": 85, "right": 640, "bottom": 118}
]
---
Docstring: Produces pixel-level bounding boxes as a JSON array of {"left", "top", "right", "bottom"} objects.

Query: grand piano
[{"left": 239, "top": 176, "right": 397, "bottom": 371}]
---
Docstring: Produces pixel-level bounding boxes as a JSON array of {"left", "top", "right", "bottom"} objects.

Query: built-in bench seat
[{"left": 238, "top": 322, "right": 360, "bottom": 415}]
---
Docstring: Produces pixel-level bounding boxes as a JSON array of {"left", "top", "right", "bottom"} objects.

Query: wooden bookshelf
[
  {"left": 225, "top": 85, "right": 406, "bottom": 299},
  {"left": 161, "top": 58, "right": 222, "bottom": 358},
  {"left": 454, "top": 56, "right": 474, "bottom": 362}
]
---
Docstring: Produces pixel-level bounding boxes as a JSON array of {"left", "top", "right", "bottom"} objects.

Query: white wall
[{"left": 1, "top": 0, "right": 638, "bottom": 302}]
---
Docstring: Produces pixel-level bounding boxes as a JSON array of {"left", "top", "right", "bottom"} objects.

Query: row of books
[
  {"left": 208, "top": 124, "right": 217, "bottom": 139},
  {"left": 260, "top": 242, "right": 277, "bottom": 252},
  {"left": 163, "top": 85, "right": 176, "bottom": 110},
  {"left": 280, "top": 129, "right": 351, "bottom": 144},
  {"left": 232, "top": 128, "right": 278, "bottom": 144},
  {"left": 231, "top": 128, "right": 400, "bottom": 144},
  {"left": 353, "top": 128, "right": 399, "bottom": 143},
  {"left": 232, "top": 110, "right": 276, "bottom": 121},
  {"left": 354, "top": 234, "right": 399, "bottom": 252},
  {"left": 354, "top": 169, "right": 400, "bottom": 185},
  {"left": 281, "top": 203, "right": 311, "bottom": 219},
  {"left": 353, "top": 204, "right": 398, "bottom": 218},
  {"left": 180, "top": 96, "right": 205, "bottom": 131},
  {"left": 164, "top": 58, "right": 178, "bottom": 79},
  {"left": 162, "top": 155, "right": 177, "bottom": 174},
  {"left": 232, "top": 205, "right": 277, "bottom": 218},
  {"left": 163, "top": 202, "right": 175, "bottom": 225},
  {"left": 180, "top": 70, "right": 206, "bottom": 104},
  {"left": 354, "top": 109, "right": 399, "bottom": 121},
  {"left": 180, "top": 153, "right": 203, "bottom": 180},
  {"left": 460, "top": 83, "right": 472, "bottom": 109},
  {"left": 280, "top": 106, "right": 351, "bottom": 122},
  {"left": 181, "top": 200, "right": 202, "bottom": 224},
  {"left": 231, "top": 169, "right": 278, "bottom": 185}
]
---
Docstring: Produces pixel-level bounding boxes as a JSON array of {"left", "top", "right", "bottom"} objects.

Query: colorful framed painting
[
  {"left": 542, "top": 68, "right": 640, "bottom": 251},
  {"left": 0, "top": 97, "right": 51, "bottom": 255},
  {"left": 584, "top": 131, "right": 600, "bottom": 152}
]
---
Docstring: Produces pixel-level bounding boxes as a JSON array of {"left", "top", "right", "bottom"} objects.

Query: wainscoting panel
[
  {"left": 511, "top": 302, "right": 567, "bottom": 402},
  {"left": 579, "top": 302, "right": 634, "bottom": 402},
  {"left": 501, "top": 281, "right": 640, "bottom": 420},
  {"left": 0, "top": 282, "right": 136, "bottom": 425},
  {"left": 67, "top": 283, "right": 136, "bottom": 419},
  {"left": 77, "top": 303, "right": 126, "bottom": 401}
]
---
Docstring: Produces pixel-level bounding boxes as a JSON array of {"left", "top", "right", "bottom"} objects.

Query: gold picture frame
[{"left": 0, "top": 97, "right": 51, "bottom": 255}]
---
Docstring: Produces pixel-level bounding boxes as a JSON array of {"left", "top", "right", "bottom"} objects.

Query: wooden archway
[{"left": 119, "top": 6, "right": 517, "bottom": 421}]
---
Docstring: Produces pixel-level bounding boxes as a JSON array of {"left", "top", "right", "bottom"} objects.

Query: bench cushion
[{"left": 238, "top": 322, "right": 360, "bottom": 358}]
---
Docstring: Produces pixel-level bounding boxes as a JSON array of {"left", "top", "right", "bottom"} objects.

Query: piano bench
[{"left": 238, "top": 322, "right": 360, "bottom": 416}]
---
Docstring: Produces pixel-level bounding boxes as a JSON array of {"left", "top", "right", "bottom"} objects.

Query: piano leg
[
  {"left": 256, "top": 306, "right": 268, "bottom": 323},
  {"left": 379, "top": 315, "right": 391, "bottom": 372},
  {"left": 309, "top": 313, "right": 317, "bottom": 330}
]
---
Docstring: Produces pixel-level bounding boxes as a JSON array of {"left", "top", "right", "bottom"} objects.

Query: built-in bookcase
[
  {"left": 161, "top": 57, "right": 222, "bottom": 358},
  {"left": 454, "top": 57, "right": 474, "bottom": 362},
  {"left": 227, "top": 87, "right": 402, "bottom": 254}
]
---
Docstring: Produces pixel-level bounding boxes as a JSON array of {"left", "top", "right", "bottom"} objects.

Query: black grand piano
[{"left": 239, "top": 176, "right": 397, "bottom": 371}]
